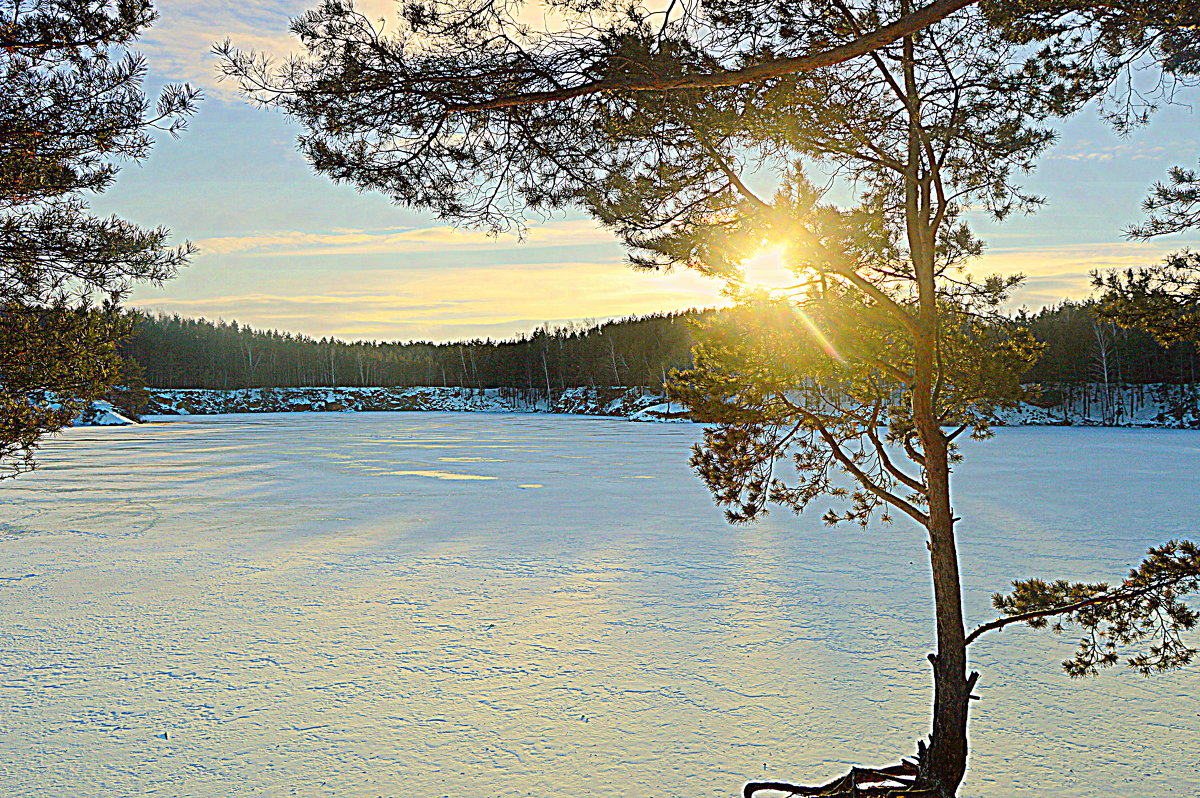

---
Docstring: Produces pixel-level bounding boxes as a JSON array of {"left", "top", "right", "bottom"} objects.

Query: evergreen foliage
[
  {"left": 120, "top": 301, "right": 1200, "bottom": 395},
  {"left": 0, "top": 301, "right": 131, "bottom": 473},
  {"left": 122, "top": 310, "right": 702, "bottom": 391},
  {"left": 1052, "top": 1, "right": 1200, "bottom": 345},
  {"left": 1133, "top": 166, "right": 1200, "bottom": 239},
  {"left": 216, "top": 0, "right": 984, "bottom": 232},
  {"left": 0, "top": 0, "right": 197, "bottom": 477},
  {"left": 983, "top": 2, "right": 1200, "bottom": 128},
  {"left": 1096, "top": 252, "right": 1200, "bottom": 344},
  {"left": 674, "top": 296, "right": 1039, "bottom": 529},
  {"left": 980, "top": 540, "right": 1200, "bottom": 678},
  {"left": 1021, "top": 298, "right": 1200, "bottom": 385}
]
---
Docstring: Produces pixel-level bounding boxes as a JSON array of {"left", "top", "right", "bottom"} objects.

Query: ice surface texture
[{"left": 0, "top": 413, "right": 1197, "bottom": 797}]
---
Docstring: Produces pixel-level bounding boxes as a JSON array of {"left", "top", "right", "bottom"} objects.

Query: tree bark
[
  {"left": 919, "top": 434, "right": 971, "bottom": 796},
  {"left": 902, "top": 23, "right": 972, "bottom": 796},
  {"left": 911, "top": 221, "right": 971, "bottom": 797}
]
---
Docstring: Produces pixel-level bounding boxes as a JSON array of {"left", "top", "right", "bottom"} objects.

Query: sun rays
[{"left": 731, "top": 243, "right": 844, "bottom": 362}]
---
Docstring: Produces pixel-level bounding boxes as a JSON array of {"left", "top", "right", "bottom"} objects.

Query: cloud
[
  {"left": 132, "top": 236, "right": 1200, "bottom": 341},
  {"left": 976, "top": 239, "right": 1197, "bottom": 309},
  {"left": 138, "top": 1, "right": 292, "bottom": 96},
  {"left": 138, "top": 1, "right": 404, "bottom": 99},
  {"left": 129, "top": 256, "right": 726, "bottom": 341},
  {"left": 142, "top": 0, "right": 514, "bottom": 102},
  {"left": 194, "top": 219, "right": 621, "bottom": 257},
  {"left": 1045, "top": 140, "right": 1184, "bottom": 163},
  {"left": 140, "top": 0, "right": 583, "bottom": 99},
  {"left": 984, "top": 239, "right": 1189, "bottom": 269}
]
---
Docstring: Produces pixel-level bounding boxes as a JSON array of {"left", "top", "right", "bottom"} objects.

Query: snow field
[{"left": 0, "top": 414, "right": 1197, "bottom": 797}]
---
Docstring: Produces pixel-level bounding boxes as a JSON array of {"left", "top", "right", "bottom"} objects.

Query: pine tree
[
  {"left": 219, "top": 1, "right": 1200, "bottom": 794},
  {"left": 0, "top": 0, "right": 197, "bottom": 477},
  {"left": 1042, "top": 2, "right": 1200, "bottom": 342}
]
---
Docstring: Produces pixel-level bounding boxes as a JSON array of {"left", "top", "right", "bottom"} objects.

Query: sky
[{"left": 94, "top": 0, "right": 1200, "bottom": 343}]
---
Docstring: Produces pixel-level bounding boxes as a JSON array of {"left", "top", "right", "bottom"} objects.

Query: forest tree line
[
  {"left": 122, "top": 310, "right": 707, "bottom": 391},
  {"left": 1020, "top": 301, "right": 1200, "bottom": 386},
  {"left": 119, "top": 300, "right": 1200, "bottom": 393}
]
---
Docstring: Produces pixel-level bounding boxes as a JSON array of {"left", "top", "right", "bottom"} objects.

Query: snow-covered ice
[{"left": 0, "top": 413, "right": 1197, "bottom": 797}]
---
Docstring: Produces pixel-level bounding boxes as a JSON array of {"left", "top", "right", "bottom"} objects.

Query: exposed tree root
[{"left": 744, "top": 758, "right": 938, "bottom": 798}]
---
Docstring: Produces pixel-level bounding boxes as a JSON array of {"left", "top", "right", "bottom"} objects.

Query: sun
[{"left": 738, "top": 245, "right": 802, "bottom": 293}]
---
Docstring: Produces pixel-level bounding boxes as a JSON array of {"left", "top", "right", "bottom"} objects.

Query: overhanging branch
[
  {"left": 445, "top": 0, "right": 980, "bottom": 113},
  {"left": 964, "top": 574, "right": 1186, "bottom": 648}
]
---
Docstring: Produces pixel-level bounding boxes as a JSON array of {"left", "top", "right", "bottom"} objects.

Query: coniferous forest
[
  {"left": 123, "top": 310, "right": 707, "bottom": 390},
  {"left": 1020, "top": 302, "right": 1200, "bottom": 386},
  {"left": 122, "top": 301, "right": 1198, "bottom": 392}
]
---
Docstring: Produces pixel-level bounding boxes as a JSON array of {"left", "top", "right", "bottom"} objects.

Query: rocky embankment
[
  {"left": 995, "top": 383, "right": 1200, "bottom": 428},
  {"left": 72, "top": 382, "right": 1200, "bottom": 429},
  {"left": 130, "top": 386, "right": 686, "bottom": 423}
]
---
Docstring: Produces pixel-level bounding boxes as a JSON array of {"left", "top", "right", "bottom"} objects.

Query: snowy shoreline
[
  {"left": 137, "top": 385, "right": 685, "bottom": 423},
  {"left": 75, "top": 382, "right": 1200, "bottom": 428}
]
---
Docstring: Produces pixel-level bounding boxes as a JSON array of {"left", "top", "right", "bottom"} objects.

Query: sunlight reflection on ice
[
  {"left": 380, "top": 469, "right": 499, "bottom": 480},
  {"left": 0, "top": 413, "right": 1197, "bottom": 798}
]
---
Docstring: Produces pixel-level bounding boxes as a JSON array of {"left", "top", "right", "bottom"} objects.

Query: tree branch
[
  {"left": 965, "top": 582, "right": 1160, "bottom": 647},
  {"left": 809, "top": 417, "right": 931, "bottom": 527},
  {"left": 968, "top": 595, "right": 1105, "bottom": 647},
  {"left": 445, "top": 0, "right": 981, "bottom": 113}
]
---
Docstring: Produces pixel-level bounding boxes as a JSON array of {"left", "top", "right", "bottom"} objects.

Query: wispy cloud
[
  {"left": 141, "top": 1, "right": 417, "bottom": 97},
  {"left": 130, "top": 257, "right": 726, "bottom": 341},
  {"left": 978, "top": 239, "right": 1197, "bottom": 308},
  {"left": 1045, "top": 140, "right": 1184, "bottom": 163},
  {"left": 139, "top": 1, "right": 290, "bottom": 95},
  {"left": 132, "top": 237, "right": 1200, "bottom": 340},
  {"left": 194, "top": 220, "right": 620, "bottom": 257}
]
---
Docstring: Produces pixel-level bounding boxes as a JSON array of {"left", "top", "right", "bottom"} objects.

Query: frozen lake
[{"left": 1, "top": 412, "right": 1197, "bottom": 797}]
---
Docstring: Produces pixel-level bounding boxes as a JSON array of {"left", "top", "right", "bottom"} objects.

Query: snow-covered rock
[
  {"left": 146, "top": 386, "right": 534, "bottom": 416},
  {"left": 143, "top": 385, "right": 676, "bottom": 422},
  {"left": 627, "top": 401, "right": 690, "bottom": 423},
  {"left": 550, "top": 386, "right": 669, "bottom": 417},
  {"left": 995, "top": 383, "right": 1200, "bottom": 428},
  {"left": 73, "top": 400, "right": 136, "bottom": 427},
  {"left": 129, "top": 381, "right": 1200, "bottom": 428}
]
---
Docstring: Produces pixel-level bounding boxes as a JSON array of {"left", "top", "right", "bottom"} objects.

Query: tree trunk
[
  {"left": 919, "top": 428, "right": 972, "bottom": 796},
  {"left": 911, "top": 277, "right": 972, "bottom": 796},
  {"left": 903, "top": 22, "right": 973, "bottom": 795}
]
